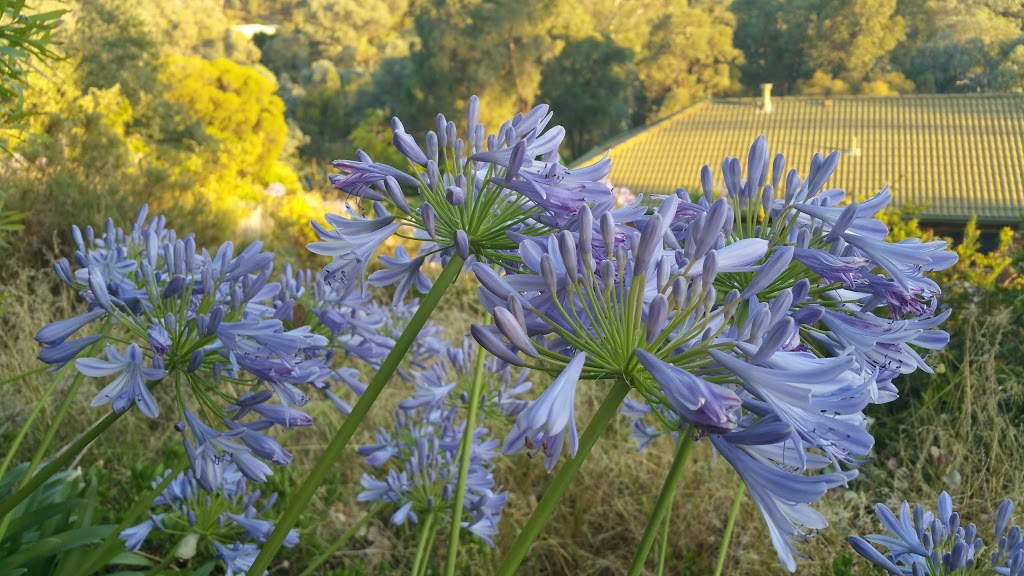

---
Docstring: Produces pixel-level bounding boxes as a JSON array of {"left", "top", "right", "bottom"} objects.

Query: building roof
[{"left": 578, "top": 94, "right": 1024, "bottom": 225}]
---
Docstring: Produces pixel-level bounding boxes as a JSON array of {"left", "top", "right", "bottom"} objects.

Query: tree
[
  {"left": 635, "top": 0, "right": 741, "bottom": 118},
  {"left": 538, "top": 35, "right": 636, "bottom": 159}
]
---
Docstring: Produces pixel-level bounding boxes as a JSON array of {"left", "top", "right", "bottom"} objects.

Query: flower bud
[
  {"left": 671, "top": 277, "right": 688, "bottom": 309},
  {"left": 88, "top": 267, "right": 113, "bottom": 312},
  {"left": 446, "top": 121, "right": 457, "bottom": 150},
  {"left": 505, "top": 140, "right": 526, "bottom": 182},
  {"left": 702, "top": 250, "right": 718, "bottom": 285},
  {"left": 494, "top": 307, "right": 538, "bottom": 357},
  {"left": 506, "top": 294, "right": 526, "bottom": 329},
  {"left": 446, "top": 186, "right": 466, "bottom": 206},
  {"left": 578, "top": 205, "right": 593, "bottom": 262},
  {"left": 600, "top": 211, "right": 616, "bottom": 254},
  {"left": 425, "top": 130, "right": 438, "bottom": 162},
  {"left": 747, "top": 306, "right": 772, "bottom": 341},
  {"left": 646, "top": 294, "right": 668, "bottom": 345},
  {"left": 435, "top": 114, "right": 447, "bottom": 148},
  {"left": 761, "top": 184, "right": 775, "bottom": 219},
  {"left": 384, "top": 176, "right": 411, "bottom": 215},
  {"left": 826, "top": 202, "right": 859, "bottom": 243},
  {"left": 740, "top": 246, "right": 795, "bottom": 299},
  {"left": 656, "top": 257, "right": 671, "bottom": 291},
  {"left": 470, "top": 324, "right": 524, "bottom": 366},
  {"left": 752, "top": 317, "right": 795, "bottom": 364},
  {"left": 207, "top": 306, "right": 224, "bottom": 335},
  {"left": 558, "top": 231, "right": 578, "bottom": 283},
  {"left": 421, "top": 202, "right": 437, "bottom": 238},
  {"left": 600, "top": 259, "right": 615, "bottom": 293},
  {"left": 700, "top": 164, "right": 714, "bottom": 201},
  {"left": 541, "top": 253, "right": 558, "bottom": 295},
  {"left": 188, "top": 349, "right": 205, "bottom": 372},
  {"left": 633, "top": 213, "right": 663, "bottom": 277},
  {"left": 454, "top": 229, "right": 470, "bottom": 260},
  {"left": 474, "top": 263, "right": 516, "bottom": 299},
  {"left": 426, "top": 159, "right": 440, "bottom": 189}
]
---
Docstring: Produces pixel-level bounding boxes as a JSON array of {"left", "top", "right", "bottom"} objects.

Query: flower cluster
[
  {"left": 121, "top": 464, "right": 297, "bottom": 575},
  {"left": 34, "top": 207, "right": 387, "bottom": 489},
  {"left": 311, "top": 95, "right": 614, "bottom": 292},
  {"left": 357, "top": 338, "right": 521, "bottom": 546},
  {"left": 470, "top": 135, "right": 956, "bottom": 570},
  {"left": 850, "top": 492, "right": 1023, "bottom": 575}
]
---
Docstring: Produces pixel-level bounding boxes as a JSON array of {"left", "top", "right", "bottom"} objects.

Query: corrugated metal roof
[{"left": 578, "top": 94, "right": 1024, "bottom": 225}]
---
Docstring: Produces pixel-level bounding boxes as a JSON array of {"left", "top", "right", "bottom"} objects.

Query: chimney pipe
[{"left": 760, "top": 83, "right": 773, "bottom": 114}]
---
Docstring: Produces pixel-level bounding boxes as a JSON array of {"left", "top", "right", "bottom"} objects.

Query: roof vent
[
  {"left": 850, "top": 135, "right": 862, "bottom": 158},
  {"left": 760, "top": 83, "right": 773, "bottom": 114}
]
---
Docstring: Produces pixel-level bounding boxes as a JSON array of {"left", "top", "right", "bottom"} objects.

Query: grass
[{"left": 1, "top": 252, "right": 1023, "bottom": 575}]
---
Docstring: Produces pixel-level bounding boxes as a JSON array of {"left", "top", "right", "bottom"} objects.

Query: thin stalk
[
  {"left": 656, "top": 493, "right": 673, "bottom": 576},
  {"left": 417, "top": 521, "right": 439, "bottom": 576},
  {"left": 410, "top": 511, "right": 436, "bottom": 576},
  {"left": 0, "top": 409, "right": 123, "bottom": 520},
  {"left": 298, "top": 505, "right": 381, "bottom": 576},
  {"left": 444, "top": 334, "right": 489, "bottom": 576},
  {"left": 713, "top": 483, "right": 746, "bottom": 576},
  {"left": 495, "top": 378, "right": 631, "bottom": 576},
  {"left": 0, "top": 365, "right": 47, "bottom": 388},
  {"left": 627, "top": 428, "right": 696, "bottom": 576},
  {"left": 247, "top": 255, "right": 464, "bottom": 575},
  {"left": 24, "top": 360, "right": 97, "bottom": 480},
  {"left": 79, "top": 469, "right": 180, "bottom": 574}
]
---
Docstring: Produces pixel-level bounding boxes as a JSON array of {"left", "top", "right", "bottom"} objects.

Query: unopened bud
[
  {"left": 422, "top": 202, "right": 437, "bottom": 238},
  {"left": 826, "top": 203, "right": 859, "bottom": 243},
  {"left": 541, "top": 253, "right": 558, "bottom": 295},
  {"left": 740, "top": 247, "right": 794, "bottom": 299},
  {"left": 446, "top": 186, "right": 465, "bottom": 206},
  {"left": 470, "top": 324, "right": 524, "bottom": 366},
  {"left": 454, "top": 229, "right": 470, "bottom": 260},
  {"left": 188, "top": 349, "right": 205, "bottom": 372},
  {"left": 578, "top": 205, "right": 593, "bottom": 262},
  {"left": 558, "top": 231, "right": 578, "bottom": 283},
  {"left": 600, "top": 212, "right": 616, "bottom": 254},
  {"left": 671, "top": 277, "right": 688, "bottom": 309},
  {"left": 494, "top": 307, "right": 538, "bottom": 357},
  {"left": 646, "top": 294, "right": 668, "bottom": 345},
  {"left": 752, "top": 317, "right": 794, "bottom": 364},
  {"left": 384, "top": 176, "right": 411, "bottom": 215},
  {"left": 633, "top": 213, "right": 663, "bottom": 277}
]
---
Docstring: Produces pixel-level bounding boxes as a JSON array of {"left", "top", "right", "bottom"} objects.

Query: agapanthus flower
[
  {"left": 471, "top": 135, "right": 956, "bottom": 571},
  {"left": 315, "top": 95, "right": 614, "bottom": 297},
  {"left": 848, "top": 492, "right": 1020, "bottom": 575},
  {"left": 35, "top": 206, "right": 341, "bottom": 490},
  {"left": 77, "top": 343, "right": 166, "bottom": 418},
  {"left": 356, "top": 401, "right": 506, "bottom": 545},
  {"left": 121, "top": 465, "right": 296, "bottom": 575}
]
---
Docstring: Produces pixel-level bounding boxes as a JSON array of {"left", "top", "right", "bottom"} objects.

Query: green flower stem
[
  {"left": 444, "top": 328, "right": 489, "bottom": 576},
  {"left": 298, "top": 505, "right": 381, "bottom": 576},
  {"left": 0, "top": 408, "right": 124, "bottom": 520},
  {"left": 627, "top": 427, "right": 696, "bottom": 576},
  {"left": 0, "top": 322, "right": 111, "bottom": 484},
  {"left": 410, "top": 511, "right": 437, "bottom": 576},
  {"left": 79, "top": 468, "right": 181, "bottom": 574},
  {"left": 496, "top": 378, "right": 632, "bottom": 576},
  {"left": 713, "top": 482, "right": 746, "bottom": 576},
  {"left": 656, "top": 492, "right": 674, "bottom": 576},
  {"left": 248, "top": 255, "right": 464, "bottom": 575},
  {"left": 25, "top": 356, "right": 100, "bottom": 480},
  {"left": 0, "top": 365, "right": 47, "bottom": 389}
]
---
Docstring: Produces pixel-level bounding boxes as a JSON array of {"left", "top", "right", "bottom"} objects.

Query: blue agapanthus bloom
[
  {"left": 850, "top": 492, "right": 1024, "bottom": 575},
  {"left": 121, "top": 464, "right": 297, "bottom": 575},
  {"left": 33, "top": 206, "right": 357, "bottom": 490},
  {"left": 470, "top": 135, "right": 956, "bottom": 571},
  {"left": 356, "top": 339, "right": 513, "bottom": 546},
  {"left": 314, "top": 95, "right": 614, "bottom": 294}
]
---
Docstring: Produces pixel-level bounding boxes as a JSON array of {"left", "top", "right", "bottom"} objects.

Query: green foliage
[
  {"left": 0, "top": 0, "right": 65, "bottom": 149},
  {"left": 0, "top": 464, "right": 124, "bottom": 576},
  {"left": 538, "top": 35, "right": 635, "bottom": 159}
]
